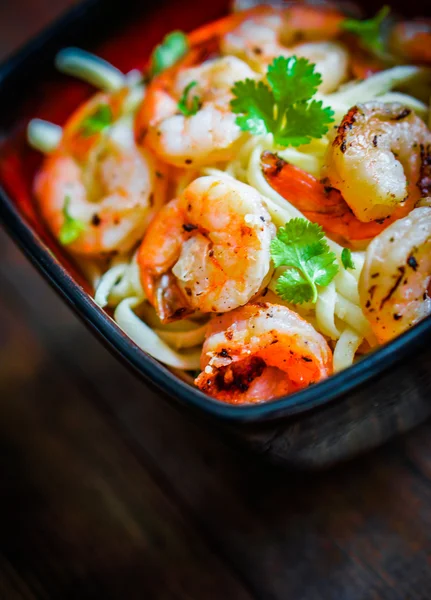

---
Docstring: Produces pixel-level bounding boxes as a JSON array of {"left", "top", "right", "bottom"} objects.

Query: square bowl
[{"left": 1, "top": 0, "right": 431, "bottom": 468}]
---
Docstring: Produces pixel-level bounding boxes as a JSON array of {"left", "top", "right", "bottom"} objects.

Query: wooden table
[{"left": 1, "top": 1, "right": 431, "bottom": 598}]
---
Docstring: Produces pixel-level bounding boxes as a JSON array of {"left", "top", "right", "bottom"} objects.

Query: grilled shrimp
[
  {"left": 261, "top": 151, "right": 413, "bottom": 247},
  {"left": 359, "top": 206, "right": 431, "bottom": 343},
  {"left": 221, "top": 6, "right": 349, "bottom": 93},
  {"left": 325, "top": 102, "right": 431, "bottom": 223},
  {"left": 136, "top": 54, "right": 256, "bottom": 168},
  {"left": 35, "top": 90, "right": 167, "bottom": 257},
  {"left": 390, "top": 20, "right": 431, "bottom": 64},
  {"left": 195, "top": 302, "right": 332, "bottom": 404},
  {"left": 138, "top": 175, "right": 275, "bottom": 322}
]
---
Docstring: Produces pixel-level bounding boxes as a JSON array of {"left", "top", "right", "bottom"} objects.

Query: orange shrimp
[
  {"left": 390, "top": 19, "right": 431, "bottom": 64},
  {"left": 359, "top": 207, "right": 431, "bottom": 343},
  {"left": 136, "top": 52, "right": 256, "bottom": 168},
  {"left": 262, "top": 101, "right": 431, "bottom": 247},
  {"left": 283, "top": 3, "right": 345, "bottom": 41},
  {"left": 282, "top": 4, "right": 385, "bottom": 81},
  {"left": 138, "top": 175, "right": 275, "bottom": 322},
  {"left": 261, "top": 151, "right": 394, "bottom": 247},
  {"left": 221, "top": 4, "right": 349, "bottom": 92},
  {"left": 326, "top": 102, "right": 431, "bottom": 223},
  {"left": 195, "top": 302, "right": 332, "bottom": 404},
  {"left": 135, "top": 7, "right": 269, "bottom": 167},
  {"left": 35, "top": 89, "right": 167, "bottom": 257}
]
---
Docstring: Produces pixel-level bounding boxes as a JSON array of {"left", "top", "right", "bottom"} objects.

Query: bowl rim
[{"left": 2, "top": 0, "right": 431, "bottom": 425}]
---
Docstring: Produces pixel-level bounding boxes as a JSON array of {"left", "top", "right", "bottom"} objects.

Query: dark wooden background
[{"left": 1, "top": 1, "right": 431, "bottom": 598}]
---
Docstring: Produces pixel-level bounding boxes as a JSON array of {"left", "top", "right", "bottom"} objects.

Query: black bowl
[{"left": 1, "top": 0, "right": 431, "bottom": 468}]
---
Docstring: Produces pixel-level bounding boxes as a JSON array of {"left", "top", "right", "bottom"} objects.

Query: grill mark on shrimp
[
  {"left": 419, "top": 143, "right": 431, "bottom": 196},
  {"left": 393, "top": 108, "right": 412, "bottom": 121},
  {"left": 182, "top": 223, "right": 198, "bottom": 232},
  {"left": 407, "top": 255, "right": 418, "bottom": 270},
  {"left": 379, "top": 266, "right": 405, "bottom": 309},
  {"left": 333, "top": 105, "right": 359, "bottom": 149},
  {"left": 213, "top": 356, "right": 266, "bottom": 393}
]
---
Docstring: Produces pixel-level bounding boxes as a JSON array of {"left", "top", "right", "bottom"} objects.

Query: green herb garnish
[
  {"left": 341, "top": 6, "right": 390, "bottom": 54},
  {"left": 151, "top": 31, "right": 188, "bottom": 76},
  {"left": 59, "top": 196, "right": 86, "bottom": 245},
  {"left": 80, "top": 104, "right": 113, "bottom": 137},
  {"left": 341, "top": 248, "right": 356, "bottom": 270},
  {"left": 270, "top": 219, "right": 339, "bottom": 304},
  {"left": 230, "top": 56, "right": 334, "bottom": 147},
  {"left": 178, "top": 81, "right": 201, "bottom": 116}
]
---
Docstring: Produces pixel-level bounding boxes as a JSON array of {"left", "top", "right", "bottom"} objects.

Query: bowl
[{"left": 1, "top": 0, "right": 431, "bottom": 468}]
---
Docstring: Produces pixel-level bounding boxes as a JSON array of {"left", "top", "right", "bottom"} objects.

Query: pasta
[{"left": 27, "top": 3, "right": 431, "bottom": 404}]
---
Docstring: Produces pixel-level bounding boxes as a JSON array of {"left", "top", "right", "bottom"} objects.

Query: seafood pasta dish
[{"left": 27, "top": 2, "right": 431, "bottom": 404}]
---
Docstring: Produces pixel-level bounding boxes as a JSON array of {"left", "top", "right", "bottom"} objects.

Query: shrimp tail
[{"left": 152, "top": 272, "right": 194, "bottom": 323}]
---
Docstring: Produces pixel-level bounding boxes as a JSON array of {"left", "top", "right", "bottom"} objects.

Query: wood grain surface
[{"left": 1, "top": 1, "right": 431, "bottom": 598}]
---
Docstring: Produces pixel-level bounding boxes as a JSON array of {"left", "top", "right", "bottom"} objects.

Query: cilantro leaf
[
  {"left": 151, "top": 31, "right": 188, "bottom": 76},
  {"left": 178, "top": 81, "right": 201, "bottom": 116},
  {"left": 230, "top": 79, "right": 276, "bottom": 136},
  {"left": 59, "top": 196, "right": 86, "bottom": 245},
  {"left": 276, "top": 100, "right": 334, "bottom": 147},
  {"left": 341, "top": 248, "right": 356, "bottom": 270},
  {"left": 270, "top": 219, "right": 339, "bottom": 304},
  {"left": 271, "top": 218, "right": 325, "bottom": 265},
  {"left": 307, "top": 252, "right": 340, "bottom": 287},
  {"left": 341, "top": 6, "right": 390, "bottom": 54},
  {"left": 267, "top": 56, "right": 321, "bottom": 105},
  {"left": 275, "top": 269, "right": 313, "bottom": 304},
  {"left": 230, "top": 56, "right": 334, "bottom": 148},
  {"left": 80, "top": 104, "right": 112, "bottom": 137}
]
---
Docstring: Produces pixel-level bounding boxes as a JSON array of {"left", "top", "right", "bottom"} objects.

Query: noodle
[
  {"left": 93, "top": 252, "right": 145, "bottom": 308},
  {"left": 154, "top": 323, "right": 208, "bottom": 350},
  {"left": 315, "top": 282, "right": 340, "bottom": 339},
  {"left": 335, "top": 295, "right": 371, "bottom": 338},
  {"left": 333, "top": 327, "right": 363, "bottom": 372},
  {"left": 320, "top": 65, "right": 431, "bottom": 122},
  {"left": 334, "top": 267, "right": 361, "bottom": 305},
  {"left": 27, "top": 120, "right": 62, "bottom": 154},
  {"left": 376, "top": 92, "right": 428, "bottom": 120},
  {"left": 114, "top": 298, "right": 202, "bottom": 369},
  {"left": 55, "top": 48, "right": 126, "bottom": 92},
  {"left": 94, "top": 262, "right": 130, "bottom": 308}
]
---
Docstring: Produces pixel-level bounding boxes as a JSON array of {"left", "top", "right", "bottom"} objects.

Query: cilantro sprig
[
  {"left": 178, "top": 81, "right": 201, "bottom": 116},
  {"left": 80, "top": 104, "right": 112, "bottom": 137},
  {"left": 59, "top": 196, "right": 86, "bottom": 245},
  {"left": 341, "top": 6, "right": 390, "bottom": 55},
  {"left": 230, "top": 56, "right": 334, "bottom": 147},
  {"left": 341, "top": 248, "right": 355, "bottom": 270},
  {"left": 151, "top": 31, "right": 188, "bottom": 76},
  {"left": 270, "top": 219, "right": 339, "bottom": 304}
]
